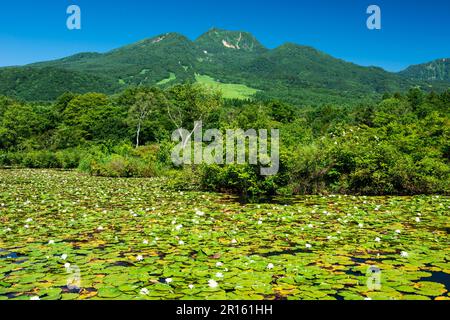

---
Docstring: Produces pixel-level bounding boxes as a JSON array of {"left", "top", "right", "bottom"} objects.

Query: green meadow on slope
[{"left": 195, "top": 74, "right": 260, "bottom": 99}]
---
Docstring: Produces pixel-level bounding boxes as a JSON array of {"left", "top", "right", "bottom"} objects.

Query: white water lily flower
[
  {"left": 208, "top": 279, "right": 218, "bottom": 288},
  {"left": 30, "top": 296, "right": 40, "bottom": 300},
  {"left": 375, "top": 237, "right": 381, "bottom": 242},
  {"left": 61, "top": 254, "right": 68, "bottom": 260},
  {"left": 358, "top": 223, "right": 364, "bottom": 228},
  {"left": 140, "top": 288, "right": 149, "bottom": 295},
  {"left": 400, "top": 251, "right": 409, "bottom": 258},
  {"left": 195, "top": 210, "right": 205, "bottom": 216},
  {"left": 143, "top": 239, "right": 149, "bottom": 245},
  {"left": 48, "top": 240, "right": 55, "bottom": 245},
  {"left": 305, "top": 243, "right": 312, "bottom": 249},
  {"left": 64, "top": 263, "right": 71, "bottom": 269},
  {"left": 97, "top": 226, "right": 104, "bottom": 231},
  {"left": 216, "top": 262, "right": 223, "bottom": 267},
  {"left": 395, "top": 230, "right": 402, "bottom": 234},
  {"left": 165, "top": 278, "right": 173, "bottom": 284},
  {"left": 231, "top": 239, "right": 237, "bottom": 244},
  {"left": 267, "top": 263, "right": 274, "bottom": 270},
  {"left": 188, "top": 284, "right": 194, "bottom": 290},
  {"left": 26, "top": 218, "right": 33, "bottom": 223},
  {"left": 364, "top": 297, "right": 372, "bottom": 300},
  {"left": 215, "top": 272, "right": 224, "bottom": 278},
  {"left": 175, "top": 224, "right": 183, "bottom": 231},
  {"left": 415, "top": 217, "right": 421, "bottom": 222},
  {"left": 308, "top": 224, "right": 314, "bottom": 228},
  {"left": 136, "top": 255, "right": 144, "bottom": 261},
  {"left": 24, "top": 225, "right": 29, "bottom": 229},
  {"left": 178, "top": 240, "right": 185, "bottom": 245},
  {"left": 257, "top": 220, "right": 263, "bottom": 225}
]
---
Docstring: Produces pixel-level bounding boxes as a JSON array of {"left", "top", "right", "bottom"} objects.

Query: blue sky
[{"left": 0, "top": 0, "right": 449, "bottom": 71}]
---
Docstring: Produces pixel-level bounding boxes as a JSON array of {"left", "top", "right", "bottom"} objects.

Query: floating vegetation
[{"left": 0, "top": 169, "right": 448, "bottom": 300}]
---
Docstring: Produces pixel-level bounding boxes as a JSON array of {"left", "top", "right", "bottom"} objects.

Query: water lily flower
[
  {"left": 30, "top": 296, "right": 40, "bottom": 300},
  {"left": 188, "top": 284, "right": 194, "bottom": 289},
  {"left": 175, "top": 224, "right": 183, "bottom": 231},
  {"left": 216, "top": 262, "right": 223, "bottom": 267},
  {"left": 97, "top": 226, "right": 104, "bottom": 231},
  {"left": 257, "top": 220, "right": 263, "bottom": 225},
  {"left": 415, "top": 217, "right": 421, "bottom": 222},
  {"left": 305, "top": 243, "right": 312, "bottom": 249},
  {"left": 395, "top": 230, "right": 401, "bottom": 234},
  {"left": 64, "top": 263, "right": 71, "bottom": 269},
  {"left": 400, "top": 251, "right": 409, "bottom": 258},
  {"left": 358, "top": 223, "right": 364, "bottom": 228},
  {"left": 61, "top": 254, "right": 68, "bottom": 260},
  {"left": 375, "top": 237, "right": 381, "bottom": 242},
  {"left": 308, "top": 224, "right": 314, "bottom": 228},
  {"left": 267, "top": 263, "right": 274, "bottom": 270},
  {"left": 136, "top": 255, "right": 144, "bottom": 261},
  {"left": 195, "top": 210, "right": 205, "bottom": 216},
  {"left": 364, "top": 297, "right": 372, "bottom": 300},
  {"left": 165, "top": 278, "right": 173, "bottom": 284},
  {"left": 143, "top": 240, "right": 149, "bottom": 245},
  {"left": 215, "top": 272, "right": 224, "bottom": 278},
  {"left": 208, "top": 279, "right": 218, "bottom": 288},
  {"left": 140, "top": 288, "right": 149, "bottom": 295},
  {"left": 48, "top": 240, "right": 55, "bottom": 245},
  {"left": 26, "top": 218, "right": 33, "bottom": 223},
  {"left": 24, "top": 225, "right": 29, "bottom": 229},
  {"left": 178, "top": 240, "right": 185, "bottom": 245},
  {"left": 231, "top": 239, "right": 237, "bottom": 244}
]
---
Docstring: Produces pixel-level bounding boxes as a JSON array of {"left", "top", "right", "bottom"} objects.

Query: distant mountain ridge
[
  {"left": 399, "top": 58, "right": 450, "bottom": 82},
  {"left": 0, "top": 28, "right": 448, "bottom": 103}
]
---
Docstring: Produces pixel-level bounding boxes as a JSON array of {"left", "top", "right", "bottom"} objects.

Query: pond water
[{"left": 0, "top": 169, "right": 449, "bottom": 300}]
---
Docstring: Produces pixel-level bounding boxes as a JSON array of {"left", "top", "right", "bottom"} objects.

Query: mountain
[
  {"left": 0, "top": 29, "right": 448, "bottom": 103},
  {"left": 399, "top": 58, "right": 450, "bottom": 82}
]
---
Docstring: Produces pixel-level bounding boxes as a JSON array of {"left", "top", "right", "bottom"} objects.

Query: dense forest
[{"left": 0, "top": 84, "right": 448, "bottom": 198}]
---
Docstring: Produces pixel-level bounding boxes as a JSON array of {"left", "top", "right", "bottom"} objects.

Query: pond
[{"left": 0, "top": 169, "right": 448, "bottom": 300}]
